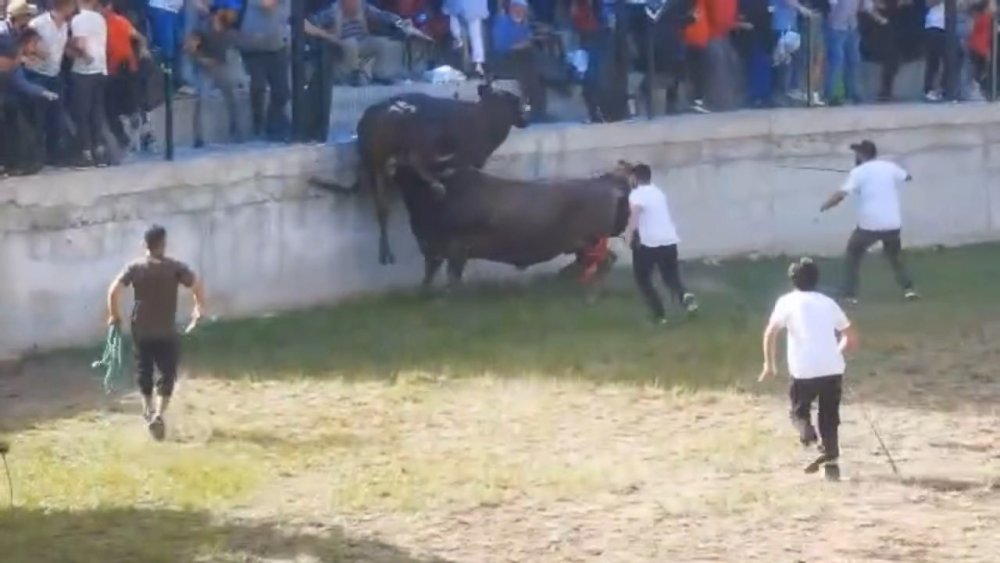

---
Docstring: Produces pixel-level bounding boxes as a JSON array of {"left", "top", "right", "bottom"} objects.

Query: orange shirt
[
  {"left": 105, "top": 11, "right": 138, "bottom": 74},
  {"left": 969, "top": 11, "right": 993, "bottom": 59},
  {"left": 707, "top": 0, "right": 738, "bottom": 39},
  {"left": 683, "top": 0, "right": 711, "bottom": 48}
]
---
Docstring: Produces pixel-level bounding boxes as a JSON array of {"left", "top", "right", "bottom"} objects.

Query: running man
[
  {"left": 623, "top": 163, "right": 698, "bottom": 324},
  {"left": 759, "top": 258, "right": 858, "bottom": 481},
  {"left": 820, "top": 139, "right": 919, "bottom": 303},
  {"left": 107, "top": 225, "right": 206, "bottom": 441}
]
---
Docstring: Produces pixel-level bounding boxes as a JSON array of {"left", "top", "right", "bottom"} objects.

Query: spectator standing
[
  {"left": 490, "top": 0, "right": 551, "bottom": 121},
  {"left": 103, "top": 0, "right": 152, "bottom": 155},
  {"left": 968, "top": 0, "right": 995, "bottom": 98},
  {"left": 924, "top": 0, "right": 946, "bottom": 101},
  {"left": 317, "top": 0, "right": 407, "bottom": 86},
  {"left": 444, "top": 0, "right": 487, "bottom": 76},
  {"left": 734, "top": 0, "right": 774, "bottom": 107},
  {"left": 861, "top": 0, "right": 899, "bottom": 101},
  {"left": 68, "top": 0, "right": 110, "bottom": 167},
  {"left": 145, "top": 0, "right": 183, "bottom": 86},
  {"left": 237, "top": 0, "right": 291, "bottom": 140},
  {"left": 24, "top": 0, "right": 73, "bottom": 165},
  {"left": 0, "top": 32, "right": 58, "bottom": 176},
  {"left": 682, "top": 0, "right": 711, "bottom": 112},
  {"left": 771, "top": 0, "right": 814, "bottom": 104},
  {"left": 823, "top": 0, "right": 872, "bottom": 104},
  {"left": 1, "top": 0, "right": 38, "bottom": 37},
  {"left": 186, "top": 5, "right": 241, "bottom": 147}
]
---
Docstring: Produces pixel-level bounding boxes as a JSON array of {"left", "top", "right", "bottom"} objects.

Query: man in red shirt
[{"left": 102, "top": 0, "right": 154, "bottom": 155}]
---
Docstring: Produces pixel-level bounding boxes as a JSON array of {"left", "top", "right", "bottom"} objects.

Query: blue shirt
[
  {"left": 492, "top": 14, "right": 532, "bottom": 54},
  {"left": 771, "top": 0, "right": 798, "bottom": 31}
]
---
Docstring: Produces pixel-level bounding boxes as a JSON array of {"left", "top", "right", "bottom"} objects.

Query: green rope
[{"left": 91, "top": 324, "right": 127, "bottom": 394}]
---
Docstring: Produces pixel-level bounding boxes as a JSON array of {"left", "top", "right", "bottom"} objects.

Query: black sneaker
[
  {"left": 824, "top": 462, "right": 841, "bottom": 482},
  {"left": 804, "top": 453, "right": 834, "bottom": 474},
  {"left": 148, "top": 415, "right": 166, "bottom": 442},
  {"left": 799, "top": 427, "right": 819, "bottom": 448}
]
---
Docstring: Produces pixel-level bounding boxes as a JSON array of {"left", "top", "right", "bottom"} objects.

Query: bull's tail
[{"left": 309, "top": 176, "right": 361, "bottom": 195}]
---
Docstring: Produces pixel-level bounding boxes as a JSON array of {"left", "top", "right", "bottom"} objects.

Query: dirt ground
[{"left": 2, "top": 330, "right": 999, "bottom": 563}]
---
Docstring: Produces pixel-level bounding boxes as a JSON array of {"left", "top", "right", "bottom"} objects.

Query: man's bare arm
[
  {"left": 622, "top": 203, "right": 640, "bottom": 242},
  {"left": 107, "top": 280, "right": 124, "bottom": 325},
  {"left": 820, "top": 190, "right": 847, "bottom": 212},
  {"left": 759, "top": 323, "right": 781, "bottom": 381},
  {"left": 838, "top": 324, "right": 859, "bottom": 354}
]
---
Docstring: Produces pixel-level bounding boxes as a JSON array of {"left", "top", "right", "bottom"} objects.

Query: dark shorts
[{"left": 134, "top": 337, "right": 180, "bottom": 397}]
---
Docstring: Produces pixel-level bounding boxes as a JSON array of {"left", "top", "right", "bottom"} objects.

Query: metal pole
[
  {"left": 163, "top": 61, "right": 174, "bottom": 161},
  {"left": 646, "top": 15, "right": 656, "bottom": 119},
  {"left": 805, "top": 15, "right": 813, "bottom": 107},
  {"left": 944, "top": 0, "right": 961, "bottom": 100},
  {"left": 290, "top": 0, "right": 306, "bottom": 142},
  {"left": 992, "top": 9, "right": 998, "bottom": 100}
]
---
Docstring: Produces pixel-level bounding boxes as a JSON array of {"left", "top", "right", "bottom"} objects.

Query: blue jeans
[
  {"left": 146, "top": 7, "right": 181, "bottom": 62},
  {"left": 745, "top": 40, "right": 772, "bottom": 104},
  {"left": 824, "top": 26, "right": 860, "bottom": 102}
]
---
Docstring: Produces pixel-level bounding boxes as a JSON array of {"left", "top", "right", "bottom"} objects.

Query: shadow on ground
[{"left": 0, "top": 507, "right": 451, "bottom": 563}]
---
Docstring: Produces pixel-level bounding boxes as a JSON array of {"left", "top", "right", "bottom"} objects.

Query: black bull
[
  {"left": 354, "top": 86, "right": 529, "bottom": 265},
  {"left": 392, "top": 166, "right": 632, "bottom": 289}
]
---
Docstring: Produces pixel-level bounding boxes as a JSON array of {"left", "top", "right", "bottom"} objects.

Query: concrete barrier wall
[{"left": 3, "top": 104, "right": 1000, "bottom": 357}]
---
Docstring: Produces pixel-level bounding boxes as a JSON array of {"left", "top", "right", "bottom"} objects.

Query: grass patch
[{"left": 4, "top": 244, "right": 1000, "bottom": 562}]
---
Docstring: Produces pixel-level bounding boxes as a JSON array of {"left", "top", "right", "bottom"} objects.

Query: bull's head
[{"left": 478, "top": 78, "right": 531, "bottom": 128}]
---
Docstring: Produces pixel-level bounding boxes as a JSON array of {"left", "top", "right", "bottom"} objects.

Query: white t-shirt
[
  {"left": 70, "top": 9, "right": 107, "bottom": 75},
  {"left": 840, "top": 159, "right": 909, "bottom": 231},
  {"left": 925, "top": 4, "right": 944, "bottom": 29},
  {"left": 769, "top": 290, "right": 851, "bottom": 379},
  {"left": 628, "top": 183, "right": 680, "bottom": 247},
  {"left": 26, "top": 13, "right": 69, "bottom": 78}
]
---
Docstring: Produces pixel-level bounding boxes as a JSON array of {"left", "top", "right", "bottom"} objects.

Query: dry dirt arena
[{"left": 2, "top": 252, "right": 1000, "bottom": 563}]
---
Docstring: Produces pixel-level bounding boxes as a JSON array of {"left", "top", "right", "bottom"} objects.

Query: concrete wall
[{"left": 3, "top": 103, "right": 1000, "bottom": 357}]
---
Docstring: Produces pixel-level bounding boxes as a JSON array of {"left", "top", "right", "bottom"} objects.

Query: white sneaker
[
  {"left": 787, "top": 89, "right": 808, "bottom": 103},
  {"left": 691, "top": 99, "right": 711, "bottom": 114},
  {"left": 810, "top": 92, "right": 826, "bottom": 106},
  {"left": 924, "top": 90, "right": 943, "bottom": 102}
]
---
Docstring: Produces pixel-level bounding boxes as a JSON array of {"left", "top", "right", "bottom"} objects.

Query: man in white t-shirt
[
  {"left": 622, "top": 163, "right": 698, "bottom": 324},
  {"left": 760, "top": 257, "right": 858, "bottom": 481},
  {"left": 67, "top": 0, "right": 109, "bottom": 167},
  {"left": 820, "top": 140, "right": 918, "bottom": 303},
  {"left": 24, "top": 0, "right": 73, "bottom": 165}
]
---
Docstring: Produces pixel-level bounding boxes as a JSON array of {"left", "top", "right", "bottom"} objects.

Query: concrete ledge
[{"left": 4, "top": 102, "right": 1000, "bottom": 356}]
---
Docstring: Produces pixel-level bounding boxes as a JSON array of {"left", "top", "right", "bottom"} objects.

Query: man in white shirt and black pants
[
  {"left": 67, "top": 0, "right": 109, "bottom": 167},
  {"left": 760, "top": 257, "right": 859, "bottom": 481},
  {"left": 623, "top": 163, "right": 698, "bottom": 324},
  {"left": 820, "top": 140, "right": 918, "bottom": 303}
]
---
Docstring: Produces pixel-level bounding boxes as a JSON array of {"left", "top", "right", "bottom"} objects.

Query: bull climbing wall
[{"left": 3, "top": 103, "right": 1000, "bottom": 358}]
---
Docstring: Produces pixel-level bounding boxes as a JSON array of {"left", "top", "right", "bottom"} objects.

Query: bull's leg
[
  {"left": 557, "top": 251, "right": 587, "bottom": 281},
  {"left": 371, "top": 167, "right": 396, "bottom": 265},
  {"left": 408, "top": 150, "right": 446, "bottom": 197},
  {"left": 445, "top": 256, "right": 468, "bottom": 291},
  {"left": 421, "top": 255, "right": 444, "bottom": 293}
]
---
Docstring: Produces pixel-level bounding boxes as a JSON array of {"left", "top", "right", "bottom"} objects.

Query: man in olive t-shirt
[{"left": 107, "top": 225, "right": 206, "bottom": 441}]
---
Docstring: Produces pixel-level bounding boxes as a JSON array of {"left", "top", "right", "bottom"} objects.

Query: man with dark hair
[
  {"left": 622, "top": 163, "right": 698, "bottom": 324},
  {"left": 107, "top": 225, "right": 207, "bottom": 441},
  {"left": 820, "top": 139, "right": 918, "bottom": 303},
  {"left": 759, "top": 257, "right": 858, "bottom": 481},
  {"left": 0, "top": 31, "right": 58, "bottom": 176}
]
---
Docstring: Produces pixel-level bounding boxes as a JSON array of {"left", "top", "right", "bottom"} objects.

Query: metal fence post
[
  {"left": 646, "top": 15, "right": 656, "bottom": 119},
  {"left": 290, "top": 0, "right": 306, "bottom": 142},
  {"left": 805, "top": 15, "right": 813, "bottom": 107},
  {"left": 163, "top": 61, "right": 174, "bottom": 161},
  {"left": 944, "top": 0, "right": 960, "bottom": 100},
  {"left": 992, "top": 9, "right": 998, "bottom": 100}
]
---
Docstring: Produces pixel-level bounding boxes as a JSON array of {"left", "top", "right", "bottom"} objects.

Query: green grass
[
  {"left": 183, "top": 243, "right": 1000, "bottom": 387},
  {"left": 3, "top": 243, "right": 1000, "bottom": 562}
]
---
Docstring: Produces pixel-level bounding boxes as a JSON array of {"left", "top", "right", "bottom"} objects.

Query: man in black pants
[
  {"left": 820, "top": 139, "right": 918, "bottom": 303},
  {"left": 760, "top": 258, "right": 859, "bottom": 481},
  {"left": 623, "top": 163, "right": 698, "bottom": 324},
  {"left": 107, "top": 225, "right": 207, "bottom": 441}
]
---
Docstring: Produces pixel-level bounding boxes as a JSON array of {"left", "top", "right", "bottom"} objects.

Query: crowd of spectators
[{"left": 0, "top": 0, "right": 998, "bottom": 178}]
